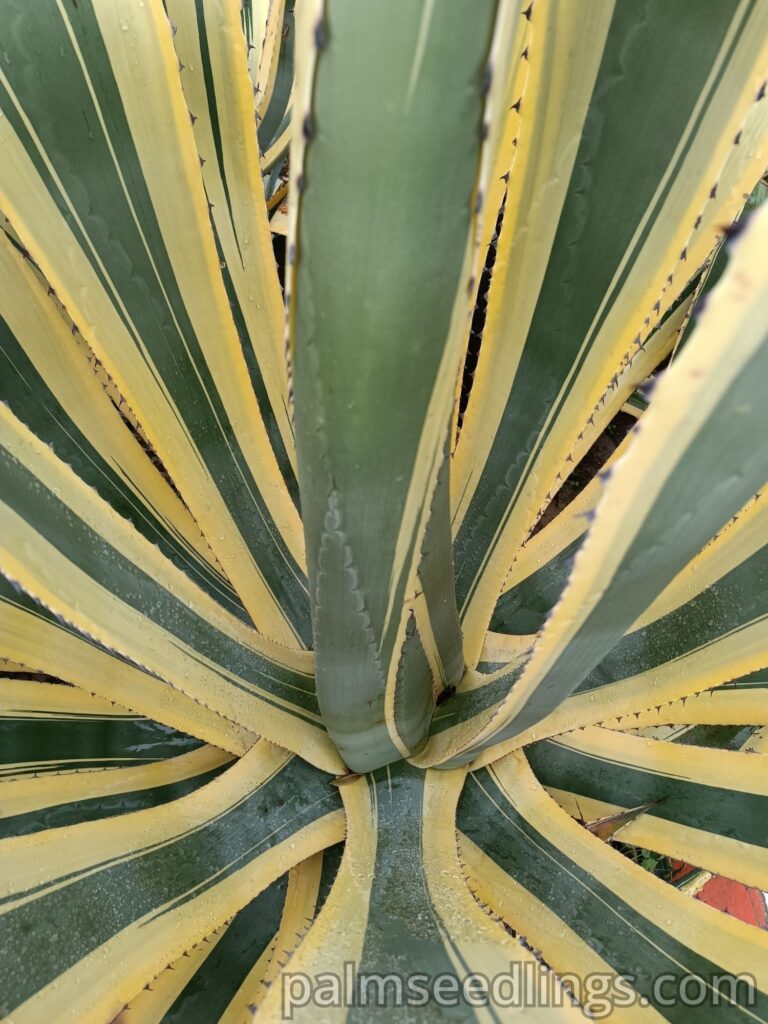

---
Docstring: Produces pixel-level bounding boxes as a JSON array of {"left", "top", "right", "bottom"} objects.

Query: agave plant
[{"left": 1, "top": 0, "right": 768, "bottom": 1020}]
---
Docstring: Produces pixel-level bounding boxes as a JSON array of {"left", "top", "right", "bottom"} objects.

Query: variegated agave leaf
[{"left": 1, "top": 1, "right": 767, "bottom": 1021}]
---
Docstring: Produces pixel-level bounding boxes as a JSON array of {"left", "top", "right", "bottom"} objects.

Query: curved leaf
[{"left": 0, "top": 743, "right": 343, "bottom": 1024}]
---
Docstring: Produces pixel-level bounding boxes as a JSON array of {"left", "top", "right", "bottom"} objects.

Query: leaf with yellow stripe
[
  {"left": 114, "top": 846, "right": 339, "bottom": 1024},
  {"left": 416, "top": 198, "right": 768, "bottom": 766},
  {"left": 489, "top": 430, "right": 632, "bottom": 639},
  {"left": 452, "top": 0, "right": 768, "bottom": 664},
  {"left": 603, "top": 671, "right": 768, "bottom": 732},
  {"left": 3, "top": 2, "right": 768, "bottom": 1019},
  {"left": 112, "top": 844, "right": 342, "bottom": 1023},
  {"left": 0, "top": 679, "right": 236, "bottom": 839},
  {"left": 0, "top": 574, "right": 256, "bottom": 757},
  {"left": 497, "top": 465, "right": 768, "bottom": 752},
  {"left": 0, "top": 401, "right": 343, "bottom": 773},
  {"left": 0, "top": 225, "right": 247, "bottom": 622},
  {"left": 258, "top": 761, "right": 581, "bottom": 1022},
  {"left": 458, "top": 750, "right": 768, "bottom": 1022},
  {"left": 0, "top": 0, "right": 309, "bottom": 645},
  {"left": 528, "top": 725, "right": 768, "bottom": 892},
  {"left": 289, "top": 0, "right": 520, "bottom": 771},
  {"left": 167, "top": 0, "right": 298, "bottom": 505},
  {"left": 0, "top": 741, "right": 344, "bottom": 1024}
]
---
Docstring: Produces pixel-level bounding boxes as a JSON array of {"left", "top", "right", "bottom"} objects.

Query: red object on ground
[
  {"left": 670, "top": 861, "right": 767, "bottom": 928},
  {"left": 695, "top": 875, "right": 768, "bottom": 927}
]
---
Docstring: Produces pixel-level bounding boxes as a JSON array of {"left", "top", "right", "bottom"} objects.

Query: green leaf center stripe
[
  {"left": 392, "top": 619, "right": 433, "bottom": 755},
  {"left": 0, "top": 0, "right": 311, "bottom": 643},
  {"left": 453, "top": 0, "right": 753, "bottom": 617},
  {"left": 0, "top": 448, "right": 320, "bottom": 718},
  {"left": 168, "top": 0, "right": 299, "bottom": 512},
  {"left": 0, "top": 756, "right": 340, "bottom": 1017},
  {"left": 291, "top": 0, "right": 501, "bottom": 770},
  {"left": 185, "top": 0, "right": 299, "bottom": 507},
  {"left": 0, "top": 761, "right": 230, "bottom": 840},
  {"left": 416, "top": 428, "right": 465, "bottom": 691},
  {"left": 479, "top": 313, "right": 768, "bottom": 755},
  {"left": 257, "top": 0, "right": 294, "bottom": 152},
  {"left": 354, "top": 766, "right": 457, "bottom": 990},
  {"left": 459, "top": 766, "right": 768, "bottom": 1021},
  {"left": 345, "top": 764, "right": 506, "bottom": 1024},
  {"left": 527, "top": 739, "right": 767, "bottom": 848},
  {"left": 490, "top": 534, "right": 583, "bottom": 636},
  {"left": 429, "top": 663, "right": 525, "bottom": 736},
  {"left": 0, "top": 714, "right": 201, "bottom": 777},
  {"left": 159, "top": 874, "right": 288, "bottom": 1023},
  {"left": 0, "top": 312, "right": 248, "bottom": 622},
  {"left": 209, "top": 218, "right": 301, "bottom": 508},
  {"left": 192, "top": 0, "right": 239, "bottom": 260},
  {"left": 575, "top": 539, "right": 768, "bottom": 694}
]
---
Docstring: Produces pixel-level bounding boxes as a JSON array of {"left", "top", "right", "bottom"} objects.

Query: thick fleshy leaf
[
  {"left": 489, "top": 432, "right": 632, "bottom": 637},
  {"left": 253, "top": 0, "right": 286, "bottom": 118},
  {"left": 0, "top": 680, "right": 201, "bottom": 778},
  {"left": 0, "top": 403, "right": 343, "bottom": 772},
  {"left": 258, "top": 761, "right": 580, "bottom": 1022},
  {"left": 0, "top": 575, "right": 255, "bottom": 756},
  {"left": 114, "top": 878, "right": 286, "bottom": 1024},
  {"left": 0, "top": 680, "right": 235, "bottom": 840},
  {"left": 114, "top": 844, "right": 342, "bottom": 1023},
  {"left": 411, "top": 431, "right": 465, "bottom": 698},
  {"left": 257, "top": 0, "right": 295, "bottom": 160},
  {"left": 0, "top": 228, "right": 247, "bottom": 621},
  {"left": 528, "top": 725, "right": 768, "bottom": 891},
  {"left": 488, "top": 290, "right": 693, "bottom": 639},
  {"left": 0, "top": 0, "right": 309, "bottom": 644},
  {"left": 3, "top": 4, "right": 768, "bottom": 1017},
  {"left": 116, "top": 843, "right": 341, "bottom": 1024},
  {"left": 167, "top": 0, "right": 298, "bottom": 504},
  {"left": 602, "top": 671, "right": 768, "bottom": 731},
  {"left": 289, "top": 0, "right": 519, "bottom": 770},
  {"left": 458, "top": 752, "right": 768, "bottom": 1022},
  {"left": 670, "top": 176, "right": 768, "bottom": 362},
  {"left": 419, "top": 200, "right": 768, "bottom": 766},
  {"left": 452, "top": 0, "right": 768, "bottom": 664},
  {"left": 0, "top": 742, "right": 344, "bottom": 1024},
  {"left": 500, "top": 470, "right": 768, "bottom": 752}
]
